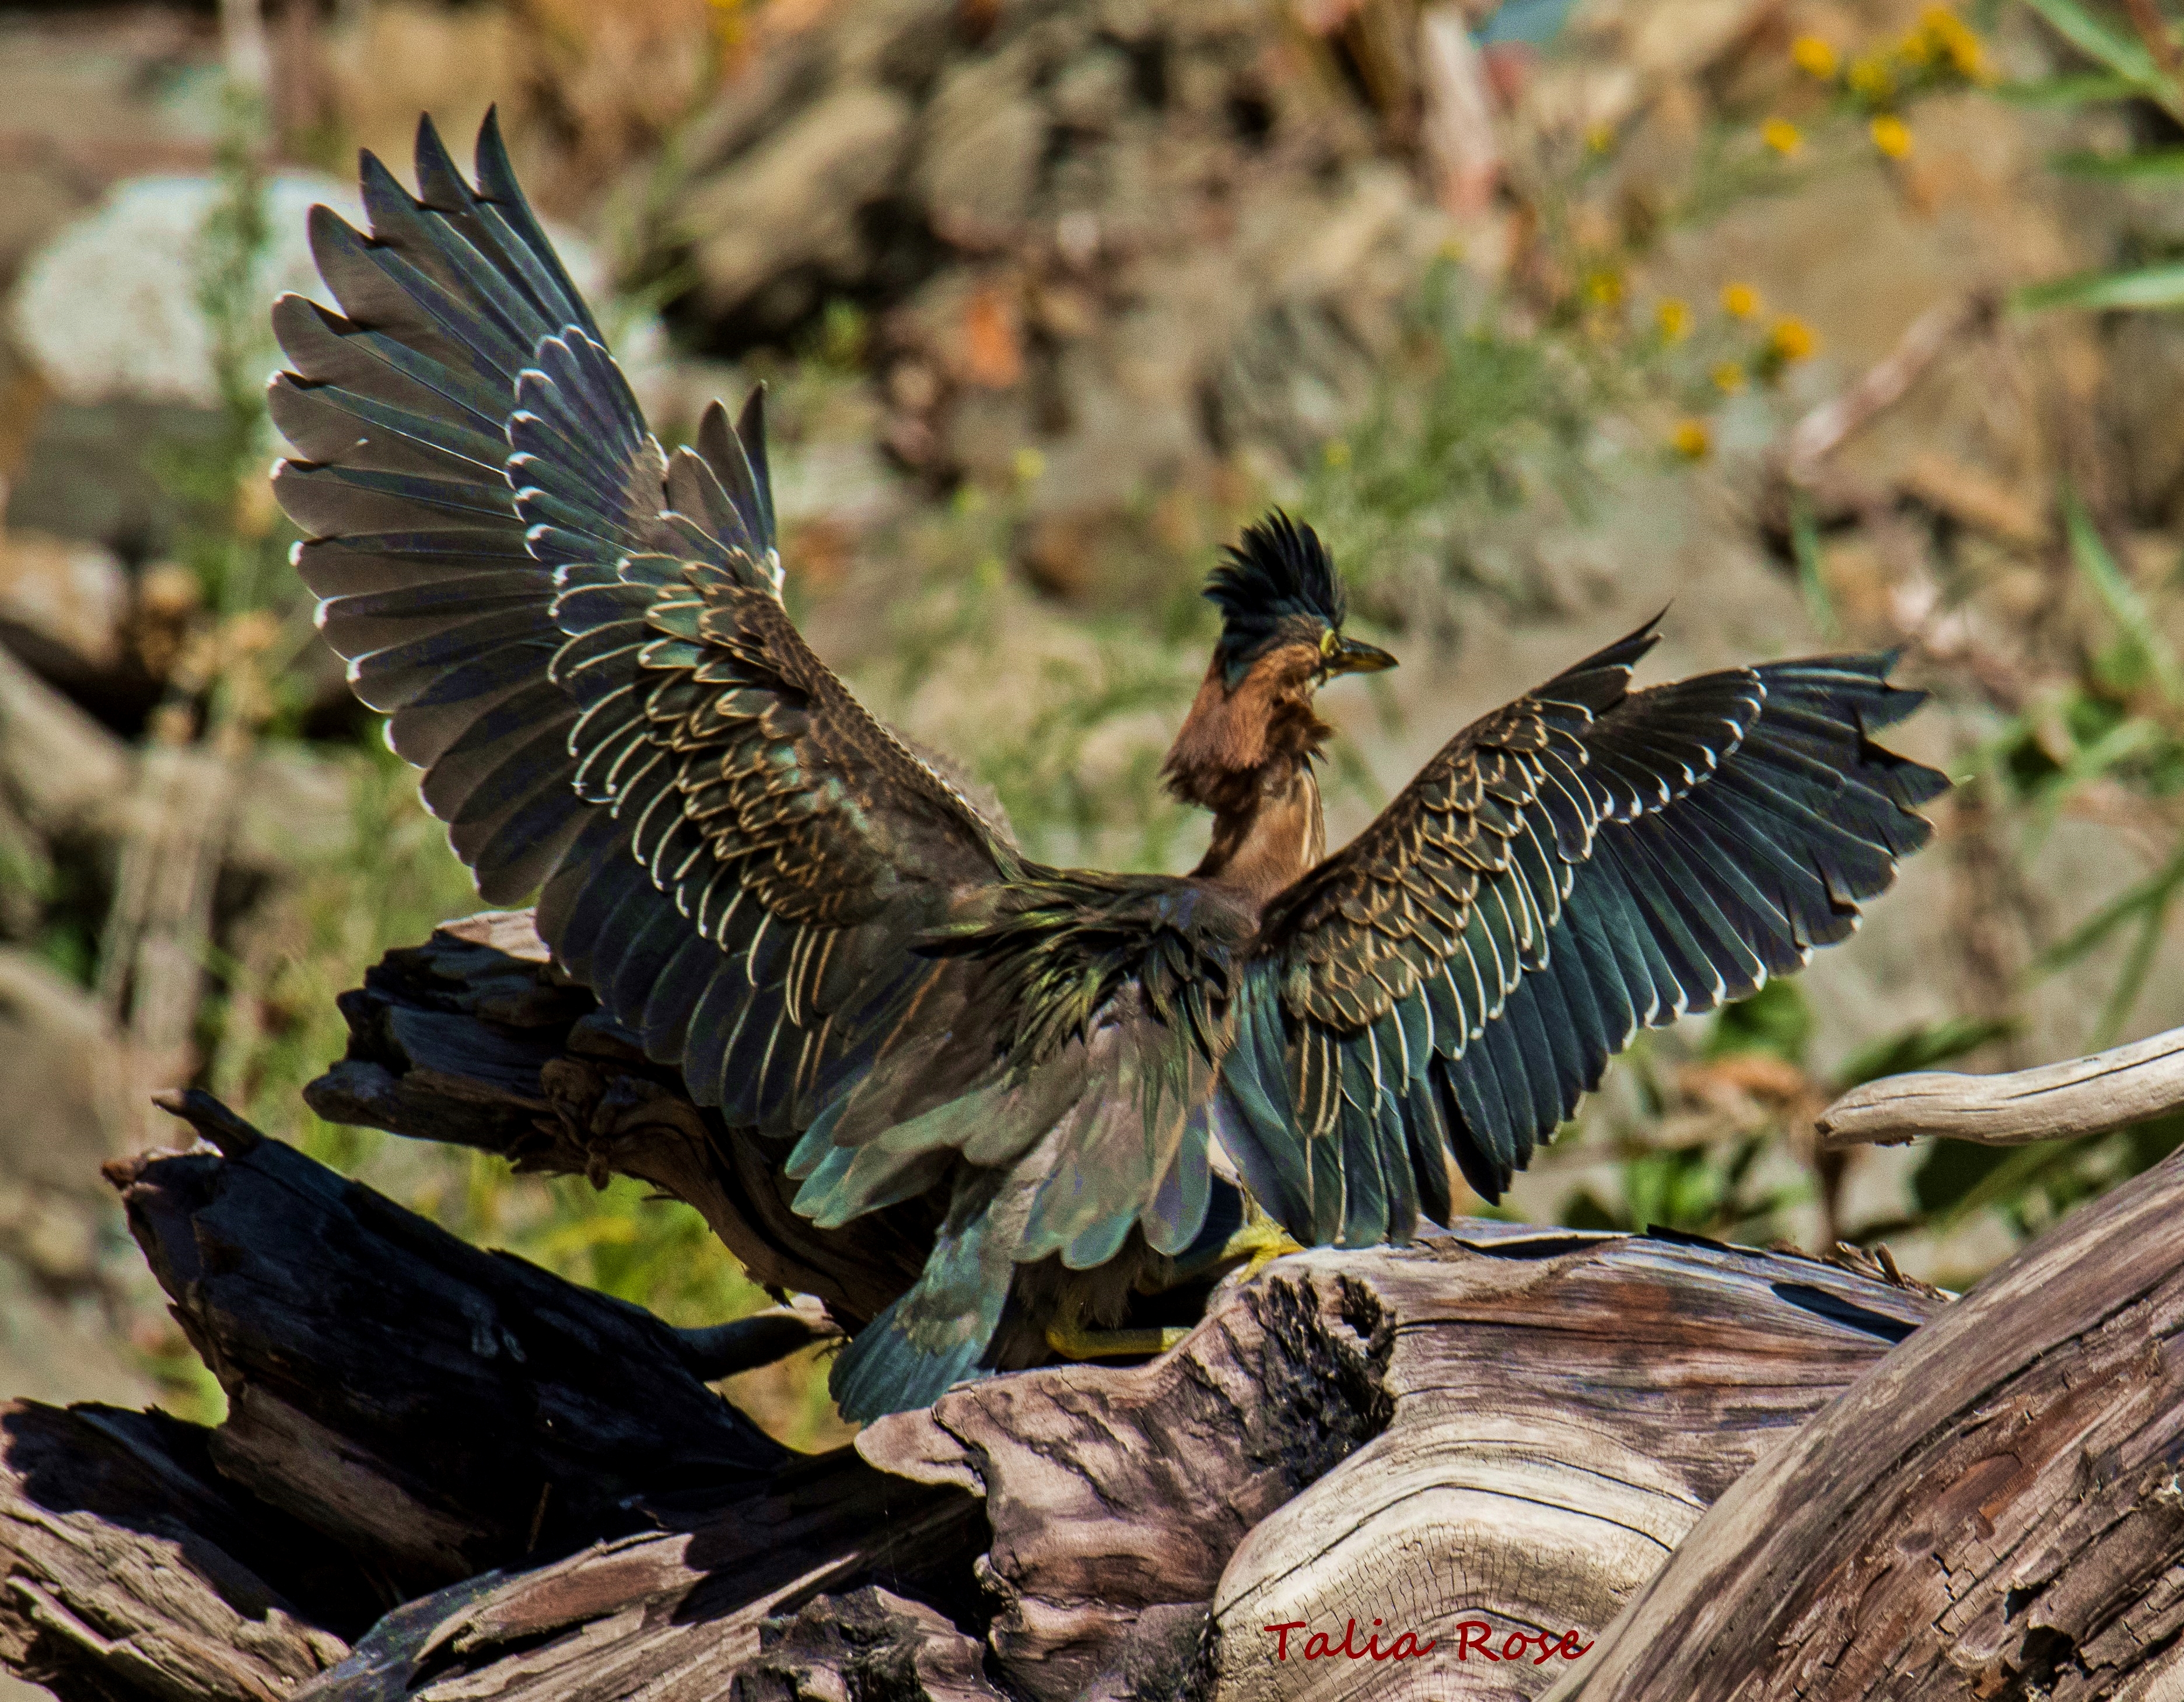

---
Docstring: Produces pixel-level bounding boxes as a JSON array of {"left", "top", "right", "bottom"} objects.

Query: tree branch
[
  {"left": 0, "top": 1402, "right": 362, "bottom": 1702},
  {"left": 303, "top": 910, "right": 937, "bottom": 1335},
  {"left": 1816, "top": 1024, "right": 2184, "bottom": 1150}
]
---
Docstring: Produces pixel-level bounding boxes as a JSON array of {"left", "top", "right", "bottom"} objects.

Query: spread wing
[
  {"left": 1221, "top": 619, "right": 1949, "bottom": 1245},
  {"left": 275, "top": 116, "right": 1240, "bottom": 1418},
  {"left": 272, "top": 111, "right": 1017, "bottom": 1147}
]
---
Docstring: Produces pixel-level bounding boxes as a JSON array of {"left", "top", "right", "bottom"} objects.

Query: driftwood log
[{"left": 0, "top": 915, "right": 2178, "bottom": 1701}]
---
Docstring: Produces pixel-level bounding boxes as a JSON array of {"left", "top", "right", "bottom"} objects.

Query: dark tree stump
[
  {"left": 303, "top": 911, "right": 936, "bottom": 1335},
  {"left": 0, "top": 919, "right": 2176, "bottom": 1702}
]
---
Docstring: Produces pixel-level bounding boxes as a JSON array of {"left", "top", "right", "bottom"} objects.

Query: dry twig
[{"left": 1816, "top": 1024, "right": 2184, "bottom": 1150}]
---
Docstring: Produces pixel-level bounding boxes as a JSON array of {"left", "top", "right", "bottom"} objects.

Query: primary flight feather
[{"left": 276, "top": 115, "right": 1948, "bottom": 1420}]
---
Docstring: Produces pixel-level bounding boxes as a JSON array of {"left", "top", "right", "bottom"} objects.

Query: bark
[
  {"left": 863, "top": 1230, "right": 1935, "bottom": 1701},
  {"left": 0, "top": 1402, "right": 357, "bottom": 1702},
  {"left": 0, "top": 916, "right": 2177, "bottom": 1701}
]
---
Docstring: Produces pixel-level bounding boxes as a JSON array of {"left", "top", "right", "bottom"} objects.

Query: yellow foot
[
  {"left": 1220, "top": 1213, "right": 1307, "bottom": 1281},
  {"left": 1044, "top": 1323, "right": 1190, "bottom": 1361}
]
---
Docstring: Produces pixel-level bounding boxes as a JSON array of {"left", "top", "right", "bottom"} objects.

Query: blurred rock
[
  {"left": 6, "top": 166, "right": 664, "bottom": 564},
  {"left": 1567, "top": 0, "right": 1774, "bottom": 82},
  {"left": 682, "top": 84, "right": 917, "bottom": 324},
  {"left": 318, "top": 1, "right": 526, "bottom": 194},
  {"left": 10, "top": 173, "right": 362, "bottom": 410},
  {"left": 0, "top": 645, "right": 129, "bottom": 842},
  {"left": 918, "top": 51, "right": 1048, "bottom": 245},
  {"left": 0, "top": 947, "right": 126, "bottom": 1210},
  {"left": 225, "top": 744, "right": 355, "bottom": 876},
  {"left": 0, "top": 531, "right": 127, "bottom": 675},
  {"left": 0, "top": 9, "right": 226, "bottom": 289},
  {"left": 663, "top": 0, "right": 1457, "bottom": 519}
]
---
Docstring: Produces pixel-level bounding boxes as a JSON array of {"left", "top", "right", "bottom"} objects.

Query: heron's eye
[{"left": 1319, "top": 627, "right": 1338, "bottom": 657}]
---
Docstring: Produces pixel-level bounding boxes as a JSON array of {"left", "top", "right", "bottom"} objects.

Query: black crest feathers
[{"left": 1204, "top": 512, "right": 1346, "bottom": 678}]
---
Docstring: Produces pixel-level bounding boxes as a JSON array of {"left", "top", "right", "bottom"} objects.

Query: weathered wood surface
[
  {"left": 304, "top": 910, "right": 936, "bottom": 1335},
  {"left": 119, "top": 1090, "right": 793, "bottom": 1596},
  {"left": 294, "top": 1452, "right": 988, "bottom": 1701},
  {"left": 1817, "top": 1022, "right": 2184, "bottom": 1150},
  {"left": 1544, "top": 1135, "right": 2184, "bottom": 1702},
  {"left": 0, "top": 1401, "right": 362, "bottom": 1702},
  {"left": 2, "top": 1092, "right": 986, "bottom": 1702},
  {"left": 864, "top": 1230, "right": 1937, "bottom": 1701},
  {"left": 0, "top": 1083, "right": 1936, "bottom": 1702},
  {"left": 2, "top": 917, "right": 2182, "bottom": 1702}
]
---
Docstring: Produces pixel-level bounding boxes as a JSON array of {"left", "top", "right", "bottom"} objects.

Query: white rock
[{"left": 10, "top": 170, "right": 663, "bottom": 409}]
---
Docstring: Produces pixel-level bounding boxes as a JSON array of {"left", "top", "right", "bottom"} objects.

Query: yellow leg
[
  {"left": 1045, "top": 1323, "right": 1191, "bottom": 1361},
  {"left": 1158, "top": 1198, "right": 1310, "bottom": 1286},
  {"left": 1221, "top": 1202, "right": 1307, "bottom": 1280}
]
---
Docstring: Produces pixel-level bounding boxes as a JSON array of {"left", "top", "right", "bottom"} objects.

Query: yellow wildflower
[
  {"left": 1917, "top": 6, "right": 1986, "bottom": 78},
  {"left": 1870, "top": 114, "right": 1913, "bottom": 159},
  {"left": 1323, "top": 439, "right": 1352, "bottom": 469},
  {"left": 1720, "top": 282, "right": 1760, "bottom": 320},
  {"left": 1584, "top": 268, "right": 1625, "bottom": 307},
  {"left": 1013, "top": 446, "right": 1047, "bottom": 484},
  {"left": 1656, "top": 297, "right": 1692, "bottom": 342},
  {"left": 1712, "top": 362, "right": 1747, "bottom": 394},
  {"left": 1672, "top": 419, "right": 1712, "bottom": 460},
  {"left": 1791, "top": 36, "right": 1838, "bottom": 79},
  {"left": 1585, "top": 122, "right": 1616, "bottom": 155},
  {"left": 1762, "top": 118, "right": 1803, "bottom": 157},
  {"left": 1769, "top": 317, "right": 1819, "bottom": 362}
]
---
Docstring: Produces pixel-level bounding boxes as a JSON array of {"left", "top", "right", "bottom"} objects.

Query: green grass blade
[
  {"left": 1993, "top": 71, "right": 2146, "bottom": 103},
  {"left": 1788, "top": 487, "right": 1839, "bottom": 641},
  {"left": 2018, "top": 261, "right": 2184, "bottom": 311},
  {"left": 2017, "top": 0, "right": 2166, "bottom": 89},
  {"left": 2093, "top": 897, "right": 2172, "bottom": 1045},
  {"left": 2050, "top": 147, "right": 2184, "bottom": 177},
  {"left": 2035, "top": 841, "right": 2184, "bottom": 972},
  {"left": 2063, "top": 488, "right": 2184, "bottom": 702},
  {"left": 1832, "top": 1015, "right": 2019, "bottom": 1092}
]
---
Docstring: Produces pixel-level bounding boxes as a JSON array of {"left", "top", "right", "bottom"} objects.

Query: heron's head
[{"left": 1202, "top": 512, "right": 1395, "bottom": 694}]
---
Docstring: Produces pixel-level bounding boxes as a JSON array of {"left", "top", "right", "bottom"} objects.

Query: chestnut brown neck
[{"left": 1161, "top": 645, "right": 1331, "bottom": 906}]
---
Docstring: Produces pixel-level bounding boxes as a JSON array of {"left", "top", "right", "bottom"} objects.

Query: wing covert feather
[{"left": 1223, "top": 619, "right": 1947, "bottom": 1241}]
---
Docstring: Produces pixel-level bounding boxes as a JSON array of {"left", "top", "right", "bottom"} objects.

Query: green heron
[{"left": 274, "top": 116, "right": 1947, "bottom": 1421}]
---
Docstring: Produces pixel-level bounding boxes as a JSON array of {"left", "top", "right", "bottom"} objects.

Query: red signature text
[
  {"left": 1452, "top": 1622, "right": 1594, "bottom": 1664},
  {"left": 1261, "top": 1617, "right": 1594, "bottom": 1666},
  {"left": 1262, "top": 1619, "right": 1434, "bottom": 1663}
]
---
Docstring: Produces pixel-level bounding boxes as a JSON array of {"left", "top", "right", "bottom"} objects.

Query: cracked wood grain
[
  {"left": 1198, "top": 1231, "right": 1937, "bottom": 1701},
  {"left": 1541, "top": 1141, "right": 2184, "bottom": 1702},
  {"left": 864, "top": 1227, "right": 1939, "bottom": 1701},
  {"left": 0, "top": 1401, "right": 365, "bottom": 1702},
  {"left": 110, "top": 1091, "right": 790, "bottom": 1600}
]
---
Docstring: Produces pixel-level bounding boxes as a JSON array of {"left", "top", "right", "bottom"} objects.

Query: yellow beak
[{"left": 1322, "top": 633, "right": 1398, "bottom": 678}]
